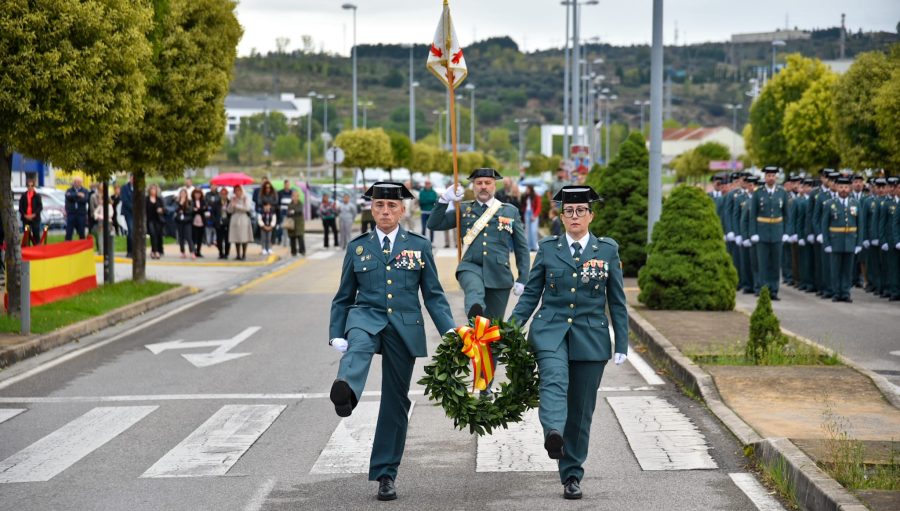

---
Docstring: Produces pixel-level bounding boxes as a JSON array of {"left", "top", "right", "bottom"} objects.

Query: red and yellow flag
[
  {"left": 426, "top": 0, "right": 468, "bottom": 90},
  {"left": 457, "top": 316, "right": 499, "bottom": 391},
  {"left": 19, "top": 238, "right": 96, "bottom": 307}
]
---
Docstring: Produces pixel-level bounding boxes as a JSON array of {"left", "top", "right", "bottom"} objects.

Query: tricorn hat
[
  {"left": 363, "top": 181, "right": 414, "bottom": 200},
  {"left": 835, "top": 176, "right": 852, "bottom": 185},
  {"left": 745, "top": 175, "right": 760, "bottom": 184},
  {"left": 468, "top": 167, "right": 503, "bottom": 180},
  {"left": 553, "top": 185, "right": 601, "bottom": 204},
  {"left": 763, "top": 165, "right": 780, "bottom": 174}
]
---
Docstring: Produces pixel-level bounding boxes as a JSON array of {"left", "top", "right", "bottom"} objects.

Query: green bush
[
  {"left": 637, "top": 184, "right": 737, "bottom": 310},
  {"left": 586, "top": 131, "right": 648, "bottom": 276},
  {"left": 746, "top": 286, "right": 787, "bottom": 363}
]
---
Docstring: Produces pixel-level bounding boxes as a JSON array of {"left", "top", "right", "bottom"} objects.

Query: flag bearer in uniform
[
  {"left": 427, "top": 167, "right": 530, "bottom": 321},
  {"left": 822, "top": 176, "right": 863, "bottom": 302},
  {"left": 749, "top": 166, "right": 791, "bottom": 300},
  {"left": 328, "top": 182, "right": 456, "bottom": 501},
  {"left": 509, "top": 185, "right": 628, "bottom": 500}
]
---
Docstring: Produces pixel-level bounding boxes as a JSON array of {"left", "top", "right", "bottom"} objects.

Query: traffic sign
[{"left": 325, "top": 146, "right": 345, "bottom": 164}]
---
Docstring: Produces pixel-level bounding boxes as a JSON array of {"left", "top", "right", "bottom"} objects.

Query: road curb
[
  {"left": 626, "top": 303, "right": 868, "bottom": 511},
  {"left": 0, "top": 286, "right": 196, "bottom": 369},
  {"left": 734, "top": 305, "right": 900, "bottom": 410}
]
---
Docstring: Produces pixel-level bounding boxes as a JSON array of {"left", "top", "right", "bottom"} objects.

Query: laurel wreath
[{"left": 418, "top": 319, "right": 540, "bottom": 436}]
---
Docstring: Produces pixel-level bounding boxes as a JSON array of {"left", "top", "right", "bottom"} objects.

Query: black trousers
[
  {"left": 191, "top": 225, "right": 204, "bottom": 255},
  {"left": 216, "top": 223, "right": 230, "bottom": 257},
  {"left": 290, "top": 235, "right": 306, "bottom": 255},
  {"left": 148, "top": 221, "right": 165, "bottom": 254},
  {"left": 322, "top": 218, "right": 338, "bottom": 247},
  {"left": 65, "top": 214, "right": 87, "bottom": 240},
  {"left": 22, "top": 218, "right": 41, "bottom": 245}
]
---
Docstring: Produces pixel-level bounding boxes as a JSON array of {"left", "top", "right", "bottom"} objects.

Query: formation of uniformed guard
[
  {"left": 713, "top": 168, "right": 900, "bottom": 303},
  {"left": 328, "top": 178, "right": 627, "bottom": 501}
]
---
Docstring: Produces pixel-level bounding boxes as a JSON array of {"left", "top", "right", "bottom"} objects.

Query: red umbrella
[{"left": 211, "top": 172, "right": 254, "bottom": 186}]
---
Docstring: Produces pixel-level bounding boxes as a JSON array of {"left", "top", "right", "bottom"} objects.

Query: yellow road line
[
  {"left": 94, "top": 254, "right": 279, "bottom": 267},
  {"left": 229, "top": 258, "right": 308, "bottom": 295},
  {"left": 624, "top": 286, "right": 639, "bottom": 292}
]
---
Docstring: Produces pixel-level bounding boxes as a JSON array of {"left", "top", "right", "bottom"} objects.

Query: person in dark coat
[
  {"left": 19, "top": 178, "right": 43, "bottom": 245},
  {"left": 120, "top": 175, "right": 134, "bottom": 257},
  {"left": 64, "top": 177, "right": 89, "bottom": 240}
]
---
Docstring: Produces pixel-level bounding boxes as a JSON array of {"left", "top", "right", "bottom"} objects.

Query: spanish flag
[
  {"left": 426, "top": 0, "right": 467, "bottom": 90},
  {"left": 19, "top": 238, "right": 97, "bottom": 307}
]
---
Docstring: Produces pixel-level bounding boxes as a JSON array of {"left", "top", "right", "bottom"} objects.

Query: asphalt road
[
  {"left": 735, "top": 282, "right": 900, "bottom": 390},
  {"left": 0, "top": 249, "right": 780, "bottom": 511}
]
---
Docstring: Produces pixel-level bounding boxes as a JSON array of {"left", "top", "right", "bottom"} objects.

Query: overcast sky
[{"left": 234, "top": 0, "right": 899, "bottom": 56}]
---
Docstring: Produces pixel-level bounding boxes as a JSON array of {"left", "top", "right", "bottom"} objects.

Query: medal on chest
[
  {"left": 580, "top": 259, "right": 609, "bottom": 283},
  {"left": 394, "top": 250, "right": 424, "bottom": 269}
]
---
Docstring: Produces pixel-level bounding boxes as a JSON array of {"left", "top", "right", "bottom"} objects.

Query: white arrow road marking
[
  {"left": 0, "top": 406, "right": 157, "bottom": 483},
  {"left": 890, "top": 350, "right": 900, "bottom": 357},
  {"left": 608, "top": 396, "right": 717, "bottom": 471},
  {"left": 144, "top": 327, "right": 261, "bottom": 368},
  {"left": 142, "top": 404, "right": 285, "bottom": 478},
  {"left": 310, "top": 401, "right": 415, "bottom": 474},
  {"left": 0, "top": 408, "right": 26, "bottom": 425},
  {"left": 476, "top": 408, "right": 557, "bottom": 472}
]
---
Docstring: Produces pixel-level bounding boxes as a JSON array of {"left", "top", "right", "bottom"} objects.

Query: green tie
[
  {"left": 571, "top": 241, "right": 582, "bottom": 262},
  {"left": 382, "top": 235, "right": 391, "bottom": 255}
]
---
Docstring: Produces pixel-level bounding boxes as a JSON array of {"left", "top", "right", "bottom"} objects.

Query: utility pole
[{"left": 648, "top": 0, "right": 664, "bottom": 242}]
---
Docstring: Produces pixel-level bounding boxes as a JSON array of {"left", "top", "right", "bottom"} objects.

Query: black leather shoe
[
  {"left": 772, "top": 295, "right": 780, "bottom": 301},
  {"left": 377, "top": 477, "right": 397, "bottom": 501},
  {"left": 330, "top": 379, "right": 355, "bottom": 418},
  {"left": 467, "top": 303, "right": 484, "bottom": 320},
  {"left": 563, "top": 476, "right": 582, "bottom": 500},
  {"left": 844, "top": 297, "right": 853, "bottom": 303},
  {"left": 544, "top": 430, "right": 564, "bottom": 459}
]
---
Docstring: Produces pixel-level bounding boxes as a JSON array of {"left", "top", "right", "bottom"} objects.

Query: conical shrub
[
  {"left": 637, "top": 184, "right": 737, "bottom": 310},
  {"left": 746, "top": 286, "right": 786, "bottom": 363}
]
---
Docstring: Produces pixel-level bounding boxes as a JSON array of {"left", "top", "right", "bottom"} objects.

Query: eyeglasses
[{"left": 562, "top": 207, "right": 591, "bottom": 218}]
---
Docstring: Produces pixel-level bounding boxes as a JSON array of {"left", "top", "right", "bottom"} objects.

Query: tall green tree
[
  {"left": 672, "top": 141, "right": 730, "bottom": 182},
  {"left": 121, "top": 0, "right": 241, "bottom": 282},
  {"left": 586, "top": 132, "right": 649, "bottom": 276},
  {"left": 833, "top": 50, "right": 895, "bottom": 170},
  {"left": 783, "top": 72, "right": 839, "bottom": 171},
  {"left": 411, "top": 142, "right": 437, "bottom": 172},
  {"left": 873, "top": 66, "right": 900, "bottom": 172},
  {"left": 0, "top": 0, "right": 152, "bottom": 314},
  {"left": 272, "top": 134, "right": 302, "bottom": 163},
  {"left": 334, "top": 128, "right": 392, "bottom": 170},
  {"left": 387, "top": 131, "right": 413, "bottom": 170},
  {"left": 747, "top": 54, "right": 829, "bottom": 169}
]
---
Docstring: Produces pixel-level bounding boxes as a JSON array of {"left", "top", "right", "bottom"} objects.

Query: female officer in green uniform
[{"left": 509, "top": 185, "right": 628, "bottom": 500}]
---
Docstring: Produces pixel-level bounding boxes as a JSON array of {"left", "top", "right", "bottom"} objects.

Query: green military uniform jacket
[
  {"left": 822, "top": 197, "right": 862, "bottom": 253},
  {"left": 749, "top": 185, "right": 790, "bottom": 241},
  {"left": 427, "top": 199, "right": 530, "bottom": 289},
  {"left": 723, "top": 189, "right": 742, "bottom": 236},
  {"left": 792, "top": 195, "right": 809, "bottom": 240},
  {"left": 510, "top": 234, "right": 628, "bottom": 361},
  {"left": 812, "top": 189, "right": 834, "bottom": 240},
  {"left": 737, "top": 192, "right": 752, "bottom": 240},
  {"left": 329, "top": 228, "right": 456, "bottom": 357},
  {"left": 883, "top": 197, "right": 900, "bottom": 248}
]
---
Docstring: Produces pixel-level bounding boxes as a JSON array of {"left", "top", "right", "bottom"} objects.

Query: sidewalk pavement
[{"left": 623, "top": 278, "right": 899, "bottom": 511}]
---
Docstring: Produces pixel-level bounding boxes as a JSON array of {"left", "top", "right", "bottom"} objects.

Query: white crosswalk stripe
[
  {"left": 142, "top": 404, "right": 285, "bottom": 478},
  {"left": 0, "top": 406, "right": 157, "bottom": 483},
  {"left": 0, "top": 408, "right": 25, "bottom": 425},
  {"left": 476, "top": 408, "right": 557, "bottom": 472},
  {"left": 607, "top": 396, "right": 718, "bottom": 471}
]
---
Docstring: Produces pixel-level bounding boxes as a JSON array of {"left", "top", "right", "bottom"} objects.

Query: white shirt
[
  {"left": 565, "top": 232, "right": 591, "bottom": 256},
  {"left": 766, "top": 185, "right": 776, "bottom": 195},
  {"left": 375, "top": 225, "right": 400, "bottom": 251}
]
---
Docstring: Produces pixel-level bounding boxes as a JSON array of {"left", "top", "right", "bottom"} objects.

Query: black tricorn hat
[
  {"left": 711, "top": 173, "right": 726, "bottom": 182},
  {"left": 363, "top": 182, "right": 414, "bottom": 200},
  {"left": 835, "top": 176, "right": 851, "bottom": 185},
  {"left": 745, "top": 175, "right": 760, "bottom": 183},
  {"left": 763, "top": 165, "right": 780, "bottom": 174},
  {"left": 888, "top": 176, "right": 900, "bottom": 185},
  {"left": 468, "top": 167, "right": 503, "bottom": 180},
  {"left": 802, "top": 178, "right": 815, "bottom": 185},
  {"left": 852, "top": 174, "right": 864, "bottom": 181},
  {"left": 553, "top": 185, "right": 601, "bottom": 204}
]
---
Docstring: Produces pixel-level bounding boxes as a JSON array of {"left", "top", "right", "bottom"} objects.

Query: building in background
[
  {"left": 224, "top": 93, "right": 312, "bottom": 140},
  {"left": 660, "top": 127, "right": 745, "bottom": 166}
]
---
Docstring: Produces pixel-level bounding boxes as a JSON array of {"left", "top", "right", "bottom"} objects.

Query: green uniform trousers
[
  {"left": 458, "top": 269, "right": 511, "bottom": 320},
  {"left": 867, "top": 246, "right": 882, "bottom": 292},
  {"left": 738, "top": 246, "right": 753, "bottom": 292},
  {"left": 886, "top": 249, "right": 900, "bottom": 298},
  {"left": 756, "top": 241, "right": 782, "bottom": 296},
  {"left": 799, "top": 244, "right": 814, "bottom": 289},
  {"left": 536, "top": 337, "right": 608, "bottom": 484},
  {"left": 830, "top": 252, "right": 854, "bottom": 300},
  {"left": 338, "top": 325, "right": 415, "bottom": 482},
  {"left": 782, "top": 242, "right": 793, "bottom": 284}
]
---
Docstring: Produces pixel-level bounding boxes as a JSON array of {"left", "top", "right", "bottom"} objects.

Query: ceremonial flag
[{"left": 426, "top": 0, "right": 467, "bottom": 89}]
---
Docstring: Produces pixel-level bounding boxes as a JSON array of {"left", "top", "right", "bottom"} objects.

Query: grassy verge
[
  {"left": 820, "top": 405, "right": 899, "bottom": 491},
  {"left": 754, "top": 453, "right": 800, "bottom": 510},
  {"left": 45, "top": 234, "right": 177, "bottom": 253},
  {"left": 0, "top": 280, "right": 178, "bottom": 335},
  {"left": 687, "top": 338, "right": 841, "bottom": 366}
]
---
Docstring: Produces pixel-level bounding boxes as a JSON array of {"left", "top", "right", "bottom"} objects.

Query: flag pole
[{"left": 444, "top": 0, "right": 462, "bottom": 262}]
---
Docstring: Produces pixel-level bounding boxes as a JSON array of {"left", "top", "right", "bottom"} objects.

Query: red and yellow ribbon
[{"left": 457, "top": 316, "right": 500, "bottom": 391}]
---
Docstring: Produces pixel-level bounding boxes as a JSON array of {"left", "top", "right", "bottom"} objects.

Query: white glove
[
  {"left": 816, "top": 234, "right": 824, "bottom": 244},
  {"left": 735, "top": 235, "right": 743, "bottom": 245},
  {"left": 790, "top": 234, "right": 798, "bottom": 243},
  {"left": 742, "top": 239, "right": 752, "bottom": 248},
  {"left": 854, "top": 246, "right": 862, "bottom": 255},
  {"left": 807, "top": 234, "right": 815, "bottom": 243},
  {"left": 750, "top": 235, "right": 760, "bottom": 243},
  {"left": 513, "top": 282, "right": 525, "bottom": 296},
  {"left": 781, "top": 234, "right": 790, "bottom": 243},
  {"left": 329, "top": 338, "right": 348, "bottom": 353},
  {"left": 872, "top": 239, "right": 879, "bottom": 245},
  {"left": 896, "top": 242, "right": 900, "bottom": 250},
  {"left": 798, "top": 239, "right": 806, "bottom": 247},
  {"left": 439, "top": 185, "right": 465, "bottom": 203},
  {"left": 824, "top": 246, "right": 832, "bottom": 253},
  {"left": 882, "top": 243, "right": 889, "bottom": 252},
  {"left": 614, "top": 353, "right": 627, "bottom": 365},
  {"left": 863, "top": 240, "right": 870, "bottom": 249},
  {"left": 726, "top": 232, "right": 735, "bottom": 242}
]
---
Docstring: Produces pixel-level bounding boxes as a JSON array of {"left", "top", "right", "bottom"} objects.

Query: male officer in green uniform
[
  {"left": 427, "top": 167, "right": 530, "bottom": 320},
  {"left": 880, "top": 177, "right": 900, "bottom": 300},
  {"left": 723, "top": 172, "right": 745, "bottom": 278},
  {"left": 822, "top": 176, "right": 864, "bottom": 302},
  {"left": 795, "top": 179, "right": 814, "bottom": 292},
  {"left": 782, "top": 175, "right": 799, "bottom": 286},
  {"left": 509, "top": 185, "right": 628, "bottom": 500},
  {"left": 329, "top": 182, "right": 456, "bottom": 501},
  {"left": 739, "top": 175, "right": 760, "bottom": 294},
  {"left": 814, "top": 171, "right": 838, "bottom": 298},
  {"left": 863, "top": 178, "right": 884, "bottom": 294},
  {"left": 851, "top": 174, "right": 867, "bottom": 288},
  {"left": 749, "top": 166, "right": 790, "bottom": 300}
]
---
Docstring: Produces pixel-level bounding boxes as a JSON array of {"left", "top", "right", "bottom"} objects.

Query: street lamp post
[
  {"left": 465, "top": 83, "right": 475, "bottom": 151},
  {"left": 634, "top": 99, "right": 650, "bottom": 133},
  {"left": 307, "top": 91, "right": 316, "bottom": 178},
  {"left": 561, "top": 0, "right": 571, "bottom": 159},
  {"left": 648, "top": 0, "right": 664, "bottom": 242},
  {"left": 404, "top": 43, "right": 416, "bottom": 142},
  {"left": 456, "top": 94, "right": 464, "bottom": 151},
  {"left": 605, "top": 94, "right": 616, "bottom": 166},
  {"left": 361, "top": 100, "right": 373, "bottom": 129},
  {"left": 514, "top": 118, "right": 528, "bottom": 172},
  {"left": 319, "top": 93, "right": 335, "bottom": 155},
  {"left": 342, "top": 3, "right": 358, "bottom": 129},
  {"left": 433, "top": 109, "right": 444, "bottom": 147},
  {"left": 563, "top": 0, "right": 599, "bottom": 149},
  {"left": 771, "top": 39, "right": 786, "bottom": 77},
  {"left": 725, "top": 103, "right": 743, "bottom": 168}
]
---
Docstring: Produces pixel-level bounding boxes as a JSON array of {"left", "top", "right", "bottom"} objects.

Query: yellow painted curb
[
  {"left": 229, "top": 258, "right": 308, "bottom": 295},
  {"left": 94, "top": 254, "right": 279, "bottom": 267}
]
